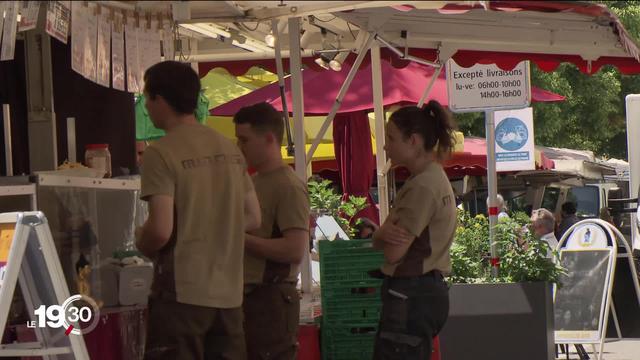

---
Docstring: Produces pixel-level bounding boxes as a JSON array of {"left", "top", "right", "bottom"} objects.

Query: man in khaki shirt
[
  {"left": 136, "top": 61, "right": 261, "bottom": 360},
  {"left": 234, "top": 102, "right": 310, "bottom": 360}
]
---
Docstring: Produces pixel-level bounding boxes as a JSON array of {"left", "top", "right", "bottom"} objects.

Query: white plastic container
[{"left": 85, "top": 144, "right": 112, "bottom": 178}]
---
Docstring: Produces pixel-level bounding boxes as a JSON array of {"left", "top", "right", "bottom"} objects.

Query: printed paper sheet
[
  {"left": 45, "top": 1, "right": 70, "bottom": 44},
  {"left": 96, "top": 12, "right": 111, "bottom": 87}
]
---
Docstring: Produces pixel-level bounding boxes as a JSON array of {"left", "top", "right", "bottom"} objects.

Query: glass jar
[{"left": 85, "top": 144, "right": 112, "bottom": 178}]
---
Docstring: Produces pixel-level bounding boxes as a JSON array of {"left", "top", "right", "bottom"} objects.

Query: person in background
[
  {"left": 531, "top": 208, "right": 559, "bottom": 258},
  {"left": 137, "top": 61, "right": 261, "bottom": 360},
  {"left": 599, "top": 207, "right": 614, "bottom": 225},
  {"left": 133, "top": 140, "right": 149, "bottom": 228},
  {"left": 487, "top": 193, "right": 509, "bottom": 220},
  {"left": 524, "top": 204, "right": 534, "bottom": 217},
  {"left": 234, "top": 102, "right": 310, "bottom": 360},
  {"left": 556, "top": 201, "right": 579, "bottom": 239},
  {"left": 135, "top": 140, "right": 148, "bottom": 170},
  {"left": 371, "top": 101, "right": 457, "bottom": 359},
  {"left": 355, "top": 218, "right": 379, "bottom": 239}
]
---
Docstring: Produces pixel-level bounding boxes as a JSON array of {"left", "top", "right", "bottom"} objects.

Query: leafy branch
[
  {"left": 308, "top": 179, "right": 368, "bottom": 238},
  {"left": 450, "top": 210, "right": 565, "bottom": 285}
]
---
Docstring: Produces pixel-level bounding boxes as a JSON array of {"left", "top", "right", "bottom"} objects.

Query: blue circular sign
[{"left": 495, "top": 117, "right": 528, "bottom": 151}]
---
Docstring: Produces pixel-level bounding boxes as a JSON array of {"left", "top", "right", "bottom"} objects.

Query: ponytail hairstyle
[{"left": 389, "top": 100, "right": 457, "bottom": 160}]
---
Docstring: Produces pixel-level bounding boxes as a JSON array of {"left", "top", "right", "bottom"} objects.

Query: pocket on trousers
[
  {"left": 257, "top": 342, "right": 298, "bottom": 360},
  {"left": 278, "top": 285, "right": 300, "bottom": 335},
  {"left": 379, "top": 289, "right": 409, "bottom": 333},
  {"left": 373, "top": 331, "right": 425, "bottom": 360}
]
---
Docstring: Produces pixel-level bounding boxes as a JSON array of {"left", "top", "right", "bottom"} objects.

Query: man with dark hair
[
  {"left": 556, "top": 201, "right": 579, "bottom": 239},
  {"left": 234, "top": 102, "right": 285, "bottom": 144},
  {"left": 142, "top": 61, "right": 201, "bottom": 117},
  {"left": 137, "top": 61, "right": 261, "bottom": 360},
  {"left": 234, "top": 102, "right": 309, "bottom": 359}
]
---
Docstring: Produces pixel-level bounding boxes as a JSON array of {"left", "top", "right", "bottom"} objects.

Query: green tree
[{"left": 454, "top": 2, "right": 640, "bottom": 160}]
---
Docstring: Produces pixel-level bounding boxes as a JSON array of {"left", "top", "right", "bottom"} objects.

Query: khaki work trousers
[
  {"left": 243, "top": 283, "right": 300, "bottom": 360},
  {"left": 144, "top": 298, "right": 246, "bottom": 360}
]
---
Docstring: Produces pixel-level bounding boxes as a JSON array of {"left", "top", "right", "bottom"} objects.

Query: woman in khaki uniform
[{"left": 372, "top": 101, "right": 457, "bottom": 359}]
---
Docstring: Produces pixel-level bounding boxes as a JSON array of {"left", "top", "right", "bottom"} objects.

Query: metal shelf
[
  {"left": 0, "top": 183, "right": 37, "bottom": 210},
  {"left": 0, "top": 184, "right": 36, "bottom": 197},
  {"left": 35, "top": 174, "right": 140, "bottom": 190}
]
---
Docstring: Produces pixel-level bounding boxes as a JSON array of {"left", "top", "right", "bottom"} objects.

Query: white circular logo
[
  {"left": 495, "top": 117, "right": 528, "bottom": 151},
  {"left": 31, "top": 294, "right": 101, "bottom": 335}
]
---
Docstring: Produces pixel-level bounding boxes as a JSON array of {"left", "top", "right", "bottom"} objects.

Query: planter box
[{"left": 439, "top": 282, "right": 554, "bottom": 360}]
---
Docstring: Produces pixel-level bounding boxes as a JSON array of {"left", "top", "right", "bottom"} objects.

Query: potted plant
[
  {"left": 308, "top": 179, "right": 368, "bottom": 238},
  {"left": 440, "top": 210, "right": 565, "bottom": 360}
]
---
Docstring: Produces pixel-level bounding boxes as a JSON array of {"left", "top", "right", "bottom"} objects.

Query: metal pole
[
  {"left": 374, "top": 34, "right": 440, "bottom": 68},
  {"left": 625, "top": 95, "right": 640, "bottom": 250},
  {"left": 306, "top": 32, "right": 374, "bottom": 164},
  {"left": 30, "top": 191, "right": 37, "bottom": 211},
  {"left": 25, "top": 7, "right": 58, "bottom": 171},
  {"left": 485, "top": 110, "right": 499, "bottom": 277},
  {"left": 417, "top": 66, "right": 443, "bottom": 108},
  {"left": 370, "top": 45, "right": 388, "bottom": 223},
  {"left": 3, "top": 104, "right": 13, "bottom": 176},
  {"left": 288, "top": 17, "right": 312, "bottom": 293},
  {"left": 271, "top": 19, "right": 295, "bottom": 156},
  {"left": 66, "top": 117, "right": 77, "bottom": 163}
]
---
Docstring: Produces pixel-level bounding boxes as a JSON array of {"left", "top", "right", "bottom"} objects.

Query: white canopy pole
[
  {"left": 287, "top": 17, "right": 312, "bottom": 293},
  {"left": 3, "top": 104, "right": 13, "bottom": 176},
  {"left": 417, "top": 66, "right": 443, "bottom": 108},
  {"left": 271, "top": 19, "right": 294, "bottom": 155},
  {"left": 305, "top": 32, "right": 374, "bottom": 164},
  {"left": 370, "top": 44, "right": 389, "bottom": 223},
  {"left": 485, "top": 110, "right": 499, "bottom": 277},
  {"left": 625, "top": 95, "right": 640, "bottom": 250}
]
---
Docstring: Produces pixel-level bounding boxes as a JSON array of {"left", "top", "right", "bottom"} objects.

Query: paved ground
[{"left": 557, "top": 339, "right": 640, "bottom": 360}]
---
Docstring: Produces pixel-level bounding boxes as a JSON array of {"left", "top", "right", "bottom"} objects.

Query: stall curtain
[{"left": 333, "top": 111, "right": 379, "bottom": 225}]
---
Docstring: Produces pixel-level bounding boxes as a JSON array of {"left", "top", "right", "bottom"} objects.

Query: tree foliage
[{"left": 454, "top": 2, "right": 640, "bottom": 160}]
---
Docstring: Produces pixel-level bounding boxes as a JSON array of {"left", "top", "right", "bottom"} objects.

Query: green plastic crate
[
  {"left": 321, "top": 282, "right": 381, "bottom": 299},
  {"left": 319, "top": 239, "right": 384, "bottom": 327},
  {"left": 321, "top": 324, "right": 378, "bottom": 360},
  {"left": 322, "top": 295, "right": 381, "bottom": 327},
  {"left": 318, "top": 239, "right": 384, "bottom": 288}
]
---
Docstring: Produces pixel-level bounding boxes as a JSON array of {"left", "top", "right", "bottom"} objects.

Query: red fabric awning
[
  {"left": 306, "top": 136, "right": 554, "bottom": 178},
  {"left": 200, "top": 48, "right": 640, "bottom": 78},
  {"left": 199, "top": 2, "right": 640, "bottom": 76},
  {"left": 210, "top": 59, "right": 564, "bottom": 116},
  {"left": 333, "top": 112, "right": 379, "bottom": 224}
]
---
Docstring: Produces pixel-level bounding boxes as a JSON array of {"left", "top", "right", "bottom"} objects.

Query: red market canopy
[
  {"left": 445, "top": 137, "right": 555, "bottom": 177},
  {"left": 311, "top": 137, "right": 555, "bottom": 179},
  {"left": 210, "top": 59, "right": 565, "bottom": 116}
]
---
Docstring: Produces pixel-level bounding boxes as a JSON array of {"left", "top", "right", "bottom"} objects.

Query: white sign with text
[
  {"left": 494, "top": 107, "right": 535, "bottom": 172},
  {"left": 447, "top": 59, "right": 531, "bottom": 112}
]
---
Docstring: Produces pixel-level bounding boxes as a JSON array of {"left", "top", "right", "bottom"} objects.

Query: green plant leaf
[{"left": 449, "top": 210, "right": 565, "bottom": 285}]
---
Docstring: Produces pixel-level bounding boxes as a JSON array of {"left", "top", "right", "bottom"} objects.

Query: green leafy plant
[
  {"left": 449, "top": 210, "right": 490, "bottom": 283},
  {"left": 308, "top": 179, "right": 368, "bottom": 238},
  {"left": 493, "top": 215, "right": 566, "bottom": 284},
  {"left": 308, "top": 180, "right": 342, "bottom": 213},
  {"left": 450, "top": 210, "right": 565, "bottom": 285}
]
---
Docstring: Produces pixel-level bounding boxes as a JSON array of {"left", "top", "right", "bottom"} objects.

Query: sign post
[{"left": 447, "top": 59, "right": 531, "bottom": 276}]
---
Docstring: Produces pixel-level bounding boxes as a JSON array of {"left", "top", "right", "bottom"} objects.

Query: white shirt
[{"left": 541, "top": 232, "right": 559, "bottom": 258}]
